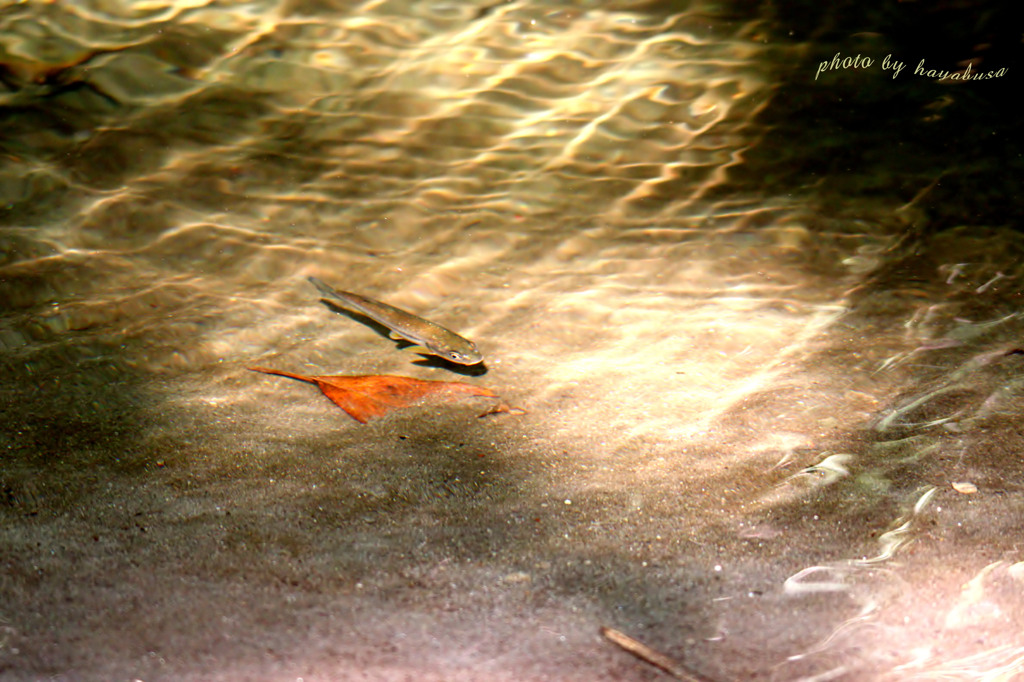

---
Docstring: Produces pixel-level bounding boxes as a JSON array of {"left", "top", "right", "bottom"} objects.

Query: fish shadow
[
  {"left": 411, "top": 355, "right": 489, "bottom": 377},
  {"left": 318, "top": 299, "right": 488, "bottom": 376}
]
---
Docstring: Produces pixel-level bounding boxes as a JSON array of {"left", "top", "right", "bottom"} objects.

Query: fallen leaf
[{"left": 248, "top": 367, "right": 497, "bottom": 423}]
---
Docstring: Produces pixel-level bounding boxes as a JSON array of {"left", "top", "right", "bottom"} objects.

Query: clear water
[{"left": 1, "top": 1, "right": 1022, "bottom": 680}]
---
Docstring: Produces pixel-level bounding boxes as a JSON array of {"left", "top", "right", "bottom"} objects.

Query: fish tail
[{"left": 309, "top": 276, "right": 341, "bottom": 300}]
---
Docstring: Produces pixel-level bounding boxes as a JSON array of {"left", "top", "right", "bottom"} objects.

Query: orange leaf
[{"left": 248, "top": 367, "right": 497, "bottom": 423}]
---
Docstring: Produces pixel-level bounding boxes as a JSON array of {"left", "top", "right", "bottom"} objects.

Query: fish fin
[
  {"left": 389, "top": 331, "right": 404, "bottom": 340},
  {"left": 405, "top": 345, "right": 432, "bottom": 356}
]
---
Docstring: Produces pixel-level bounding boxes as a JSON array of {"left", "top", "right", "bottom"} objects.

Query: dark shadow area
[{"left": 712, "top": 0, "right": 1023, "bottom": 234}]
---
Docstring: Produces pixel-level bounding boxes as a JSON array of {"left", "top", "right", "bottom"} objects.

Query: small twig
[
  {"left": 477, "top": 402, "right": 528, "bottom": 418},
  {"left": 600, "top": 626, "right": 711, "bottom": 681}
]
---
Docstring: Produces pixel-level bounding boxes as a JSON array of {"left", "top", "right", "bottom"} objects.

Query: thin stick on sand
[{"left": 600, "top": 626, "right": 713, "bottom": 681}]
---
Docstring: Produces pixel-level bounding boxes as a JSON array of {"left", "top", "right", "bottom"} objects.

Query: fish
[{"left": 308, "top": 276, "right": 483, "bottom": 365}]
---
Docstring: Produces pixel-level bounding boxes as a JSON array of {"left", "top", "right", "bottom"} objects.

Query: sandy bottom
[{"left": 4, "top": 226, "right": 1024, "bottom": 681}]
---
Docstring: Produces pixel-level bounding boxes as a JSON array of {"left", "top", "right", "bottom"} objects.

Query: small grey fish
[{"left": 309, "top": 276, "right": 483, "bottom": 365}]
